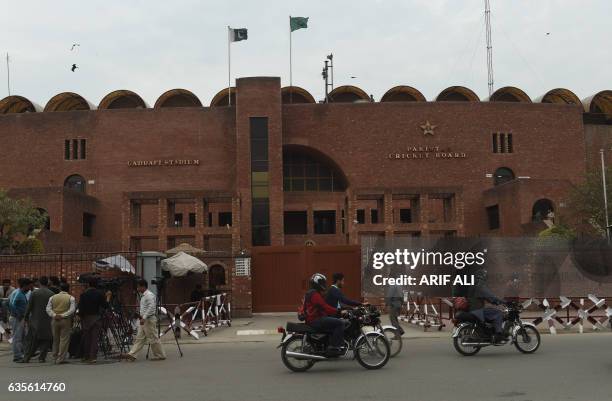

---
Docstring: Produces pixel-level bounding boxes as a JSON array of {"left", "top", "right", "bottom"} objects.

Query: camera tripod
[{"left": 147, "top": 278, "right": 183, "bottom": 358}]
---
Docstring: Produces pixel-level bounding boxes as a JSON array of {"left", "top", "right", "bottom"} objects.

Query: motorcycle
[
  {"left": 452, "top": 301, "right": 540, "bottom": 356},
  {"left": 370, "top": 318, "right": 402, "bottom": 357},
  {"left": 278, "top": 305, "right": 391, "bottom": 372}
]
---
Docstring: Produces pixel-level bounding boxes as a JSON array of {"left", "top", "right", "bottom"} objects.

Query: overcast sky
[{"left": 1, "top": 0, "right": 610, "bottom": 106}]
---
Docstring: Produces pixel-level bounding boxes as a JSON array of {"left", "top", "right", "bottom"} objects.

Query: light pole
[{"left": 600, "top": 149, "right": 610, "bottom": 241}]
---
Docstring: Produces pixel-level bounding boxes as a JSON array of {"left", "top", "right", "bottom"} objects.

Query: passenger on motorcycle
[
  {"left": 325, "top": 272, "right": 363, "bottom": 309},
  {"left": 304, "top": 273, "right": 346, "bottom": 356},
  {"left": 467, "top": 269, "right": 506, "bottom": 343}
]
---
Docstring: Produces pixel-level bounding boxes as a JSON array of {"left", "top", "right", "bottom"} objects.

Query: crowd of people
[{"left": 0, "top": 276, "right": 166, "bottom": 364}]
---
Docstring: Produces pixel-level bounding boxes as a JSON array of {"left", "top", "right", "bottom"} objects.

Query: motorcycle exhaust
[
  {"left": 460, "top": 342, "right": 492, "bottom": 346},
  {"left": 285, "top": 351, "right": 328, "bottom": 361}
]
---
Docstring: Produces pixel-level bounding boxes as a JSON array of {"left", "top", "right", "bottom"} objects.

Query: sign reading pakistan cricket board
[{"left": 387, "top": 121, "right": 467, "bottom": 160}]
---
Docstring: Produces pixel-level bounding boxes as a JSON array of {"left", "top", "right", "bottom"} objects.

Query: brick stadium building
[{"left": 0, "top": 77, "right": 610, "bottom": 313}]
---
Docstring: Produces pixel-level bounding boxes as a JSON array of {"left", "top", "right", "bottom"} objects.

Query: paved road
[{"left": 0, "top": 334, "right": 611, "bottom": 401}]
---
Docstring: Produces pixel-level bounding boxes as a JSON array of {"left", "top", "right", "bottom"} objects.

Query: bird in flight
[
  {"left": 71, "top": 64, "right": 78, "bottom": 72},
  {"left": 70, "top": 43, "right": 80, "bottom": 51}
]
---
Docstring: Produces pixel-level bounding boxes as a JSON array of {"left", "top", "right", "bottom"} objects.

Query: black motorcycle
[
  {"left": 278, "top": 305, "right": 391, "bottom": 372},
  {"left": 452, "top": 301, "right": 540, "bottom": 356}
]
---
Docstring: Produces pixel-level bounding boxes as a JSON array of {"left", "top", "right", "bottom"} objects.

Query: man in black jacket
[
  {"left": 325, "top": 273, "right": 363, "bottom": 310},
  {"left": 77, "top": 278, "right": 108, "bottom": 363}
]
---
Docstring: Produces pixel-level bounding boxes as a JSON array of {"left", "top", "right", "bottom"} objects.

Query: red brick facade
[{"left": 0, "top": 79, "right": 610, "bottom": 315}]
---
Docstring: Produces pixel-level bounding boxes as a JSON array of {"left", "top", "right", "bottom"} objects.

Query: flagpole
[
  {"left": 6, "top": 53, "right": 10, "bottom": 96},
  {"left": 227, "top": 26, "right": 231, "bottom": 106},
  {"left": 289, "top": 16, "right": 293, "bottom": 103}
]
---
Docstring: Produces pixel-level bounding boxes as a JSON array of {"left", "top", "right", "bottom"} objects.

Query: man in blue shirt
[
  {"left": 8, "top": 278, "right": 32, "bottom": 362},
  {"left": 325, "top": 273, "right": 363, "bottom": 310}
]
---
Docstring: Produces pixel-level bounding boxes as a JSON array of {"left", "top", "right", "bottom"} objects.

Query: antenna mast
[{"left": 484, "top": 0, "right": 494, "bottom": 97}]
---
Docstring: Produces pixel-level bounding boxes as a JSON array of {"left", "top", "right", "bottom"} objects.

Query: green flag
[{"left": 290, "top": 16, "right": 308, "bottom": 32}]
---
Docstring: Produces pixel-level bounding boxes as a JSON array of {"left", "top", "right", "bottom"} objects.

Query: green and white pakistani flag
[
  {"left": 229, "top": 27, "right": 248, "bottom": 42},
  {"left": 290, "top": 17, "right": 308, "bottom": 32}
]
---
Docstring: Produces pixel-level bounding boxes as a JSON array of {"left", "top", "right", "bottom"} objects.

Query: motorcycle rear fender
[
  {"left": 277, "top": 333, "right": 300, "bottom": 349},
  {"left": 511, "top": 322, "right": 537, "bottom": 337},
  {"left": 356, "top": 330, "right": 386, "bottom": 345},
  {"left": 380, "top": 325, "right": 398, "bottom": 332},
  {"left": 452, "top": 322, "right": 474, "bottom": 337}
]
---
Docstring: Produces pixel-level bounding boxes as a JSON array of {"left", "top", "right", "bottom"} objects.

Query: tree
[
  {"left": 567, "top": 167, "right": 612, "bottom": 237},
  {"left": 0, "top": 190, "right": 47, "bottom": 254},
  {"left": 538, "top": 224, "right": 576, "bottom": 240}
]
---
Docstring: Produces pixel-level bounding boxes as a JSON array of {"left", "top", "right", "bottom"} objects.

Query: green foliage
[
  {"left": 538, "top": 224, "right": 576, "bottom": 240},
  {"left": 567, "top": 167, "right": 612, "bottom": 237},
  {"left": 15, "top": 238, "right": 44, "bottom": 254},
  {"left": 0, "top": 190, "right": 48, "bottom": 254}
]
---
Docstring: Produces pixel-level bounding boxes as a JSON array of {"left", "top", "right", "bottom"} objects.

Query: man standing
[
  {"left": 8, "top": 278, "right": 31, "bottom": 362},
  {"left": 23, "top": 276, "right": 54, "bottom": 363},
  {"left": 325, "top": 273, "right": 363, "bottom": 309},
  {"left": 0, "top": 279, "right": 15, "bottom": 325},
  {"left": 78, "top": 277, "right": 107, "bottom": 363},
  {"left": 48, "top": 277, "right": 60, "bottom": 294},
  {"left": 124, "top": 280, "right": 165, "bottom": 361},
  {"left": 385, "top": 282, "right": 405, "bottom": 336},
  {"left": 46, "top": 283, "right": 76, "bottom": 364}
]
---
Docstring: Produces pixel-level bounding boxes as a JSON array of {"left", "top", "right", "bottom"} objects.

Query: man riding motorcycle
[
  {"left": 303, "top": 273, "right": 345, "bottom": 356},
  {"left": 467, "top": 269, "right": 505, "bottom": 343}
]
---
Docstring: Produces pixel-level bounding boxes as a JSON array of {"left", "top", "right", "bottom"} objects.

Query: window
[
  {"left": 493, "top": 167, "right": 515, "bottom": 186},
  {"left": 83, "top": 213, "right": 96, "bottom": 237},
  {"left": 188, "top": 213, "right": 196, "bottom": 227},
  {"left": 532, "top": 199, "right": 554, "bottom": 222},
  {"left": 283, "top": 148, "right": 347, "bottom": 192},
  {"left": 486, "top": 205, "right": 500, "bottom": 230},
  {"left": 64, "top": 138, "right": 87, "bottom": 160},
  {"left": 314, "top": 210, "right": 336, "bottom": 234},
  {"left": 173, "top": 213, "right": 183, "bottom": 227},
  {"left": 399, "top": 208, "right": 412, "bottom": 223},
  {"left": 356, "top": 209, "right": 365, "bottom": 224},
  {"left": 208, "top": 212, "right": 213, "bottom": 227},
  {"left": 492, "top": 133, "right": 513, "bottom": 154},
  {"left": 209, "top": 265, "right": 226, "bottom": 287},
  {"left": 219, "top": 212, "right": 232, "bottom": 227},
  {"left": 251, "top": 117, "right": 270, "bottom": 246},
  {"left": 284, "top": 211, "right": 307, "bottom": 235},
  {"left": 64, "top": 174, "right": 86, "bottom": 193},
  {"left": 370, "top": 209, "right": 379, "bottom": 224}
]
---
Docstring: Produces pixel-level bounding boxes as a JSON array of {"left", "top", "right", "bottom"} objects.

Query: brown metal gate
[{"left": 251, "top": 245, "right": 361, "bottom": 312}]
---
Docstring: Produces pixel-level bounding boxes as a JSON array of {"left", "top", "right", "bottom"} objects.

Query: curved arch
[
  {"left": 283, "top": 144, "right": 349, "bottom": 191},
  {"left": 0, "top": 95, "right": 40, "bottom": 114},
  {"left": 98, "top": 90, "right": 147, "bottom": 110},
  {"left": 64, "top": 174, "right": 86, "bottom": 193},
  {"left": 328, "top": 85, "right": 370, "bottom": 103},
  {"left": 537, "top": 88, "right": 581, "bottom": 105},
  {"left": 583, "top": 90, "right": 612, "bottom": 117},
  {"left": 493, "top": 167, "right": 515, "bottom": 186},
  {"left": 154, "top": 88, "right": 202, "bottom": 108},
  {"left": 281, "top": 86, "right": 316, "bottom": 104},
  {"left": 44, "top": 92, "right": 93, "bottom": 112},
  {"left": 489, "top": 86, "right": 532, "bottom": 103},
  {"left": 436, "top": 86, "right": 480, "bottom": 102},
  {"left": 532, "top": 199, "right": 554, "bottom": 222},
  {"left": 380, "top": 85, "right": 426, "bottom": 102},
  {"left": 208, "top": 263, "right": 227, "bottom": 287},
  {"left": 210, "top": 87, "right": 236, "bottom": 107}
]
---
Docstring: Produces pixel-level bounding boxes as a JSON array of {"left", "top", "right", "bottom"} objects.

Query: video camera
[{"left": 77, "top": 272, "right": 132, "bottom": 291}]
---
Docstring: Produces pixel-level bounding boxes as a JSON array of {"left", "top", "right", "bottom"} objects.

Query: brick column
[
  {"left": 384, "top": 190, "right": 394, "bottom": 238},
  {"left": 158, "top": 197, "right": 167, "bottom": 252},
  {"left": 419, "top": 194, "right": 430, "bottom": 236}
]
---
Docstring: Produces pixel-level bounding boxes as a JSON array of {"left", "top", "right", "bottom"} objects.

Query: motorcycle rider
[
  {"left": 304, "top": 273, "right": 345, "bottom": 356},
  {"left": 467, "top": 269, "right": 505, "bottom": 343},
  {"left": 325, "top": 272, "right": 363, "bottom": 309}
]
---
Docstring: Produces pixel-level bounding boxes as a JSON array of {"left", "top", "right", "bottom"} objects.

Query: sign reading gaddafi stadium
[{"left": 127, "top": 159, "right": 201, "bottom": 167}]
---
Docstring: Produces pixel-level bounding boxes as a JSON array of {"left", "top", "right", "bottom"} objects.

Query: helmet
[{"left": 309, "top": 273, "right": 327, "bottom": 291}]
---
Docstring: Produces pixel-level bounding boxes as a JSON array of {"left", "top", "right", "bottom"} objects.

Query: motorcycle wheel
[
  {"left": 281, "top": 336, "right": 315, "bottom": 372},
  {"left": 354, "top": 332, "right": 390, "bottom": 370},
  {"left": 453, "top": 325, "right": 481, "bottom": 356},
  {"left": 382, "top": 327, "right": 403, "bottom": 357},
  {"left": 513, "top": 325, "right": 540, "bottom": 354}
]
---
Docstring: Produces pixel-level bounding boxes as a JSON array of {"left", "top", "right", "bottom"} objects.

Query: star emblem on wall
[{"left": 420, "top": 120, "right": 437, "bottom": 136}]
